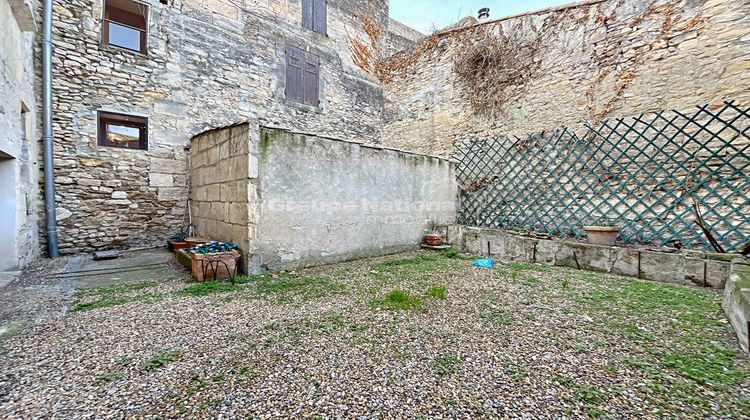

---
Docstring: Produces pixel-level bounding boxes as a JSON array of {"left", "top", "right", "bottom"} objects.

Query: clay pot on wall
[
  {"left": 425, "top": 234, "right": 445, "bottom": 246},
  {"left": 583, "top": 225, "right": 621, "bottom": 246}
]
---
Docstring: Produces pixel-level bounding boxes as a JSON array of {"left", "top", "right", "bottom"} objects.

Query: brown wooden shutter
[
  {"left": 302, "top": 0, "right": 313, "bottom": 30},
  {"left": 313, "top": 0, "right": 327, "bottom": 35},
  {"left": 285, "top": 45, "right": 305, "bottom": 103},
  {"left": 303, "top": 51, "right": 320, "bottom": 106}
]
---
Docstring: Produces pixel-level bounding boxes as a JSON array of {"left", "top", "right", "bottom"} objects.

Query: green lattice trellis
[{"left": 455, "top": 101, "right": 750, "bottom": 250}]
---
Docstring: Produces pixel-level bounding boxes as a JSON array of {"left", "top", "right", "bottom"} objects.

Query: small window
[
  {"left": 302, "top": 0, "right": 327, "bottom": 35},
  {"left": 98, "top": 111, "right": 148, "bottom": 150},
  {"left": 103, "top": 0, "right": 148, "bottom": 54},
  {"left": 285, "top": 45, "right": 320, "bottom": 107}
]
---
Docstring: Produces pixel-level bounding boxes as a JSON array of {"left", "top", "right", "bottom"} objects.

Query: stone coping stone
[
  {"left": 723, "top": 257, "right": 750, "bottom": 354},
  {"left": 452, "top": 225, "right": 732, "bottom": 289}
]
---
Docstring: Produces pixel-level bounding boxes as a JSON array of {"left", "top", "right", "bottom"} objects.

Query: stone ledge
[
  {"left": 447, "top": 225, "right": 733, "bottom": 289},
  {"left": 723, "top": 258, "right": 750, "bottom": 354}
]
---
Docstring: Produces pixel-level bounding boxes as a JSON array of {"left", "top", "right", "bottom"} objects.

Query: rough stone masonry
[
  {"left": 28, "top": 0, "right": 750, "bottom": 259},
  {"left": 44, "top": 0, "right": 421, "bottom": 255}
]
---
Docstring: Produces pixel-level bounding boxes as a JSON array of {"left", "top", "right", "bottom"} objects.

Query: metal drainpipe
[{"left": 42, "top": 0, "right": 59, "bottom": 257}]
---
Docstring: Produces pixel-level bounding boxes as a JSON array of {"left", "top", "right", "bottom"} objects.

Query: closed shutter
[
  {"left": 302, "top": 0, "right": 313, "bottom": 31},
  {"left": 303, "top": 52, "right": 320, "bottom": 106},
  {"left": 285, "top": 45, "right": 305, "bottom": 103},
  {"left": 313, "top": 0, "right": 327, "bottom": 35}
]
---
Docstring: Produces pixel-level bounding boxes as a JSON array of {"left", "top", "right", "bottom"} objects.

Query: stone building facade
[
  {"left": 46, "top": 0, "right": 422, "bottom": 254},
  {"left": 381, "top": 0, "right": 750, "bottom": 157},
  {"left": 25, "top": 0, "right": 750, "bottom": 259},
  {"left": 0, "top": 0, "right": 40, "bottom": 270}
]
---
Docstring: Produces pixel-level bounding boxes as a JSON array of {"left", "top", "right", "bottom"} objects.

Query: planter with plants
[
  {"left": 188, "top": 241, "right": 241, "bottom": 283},
  {"left": 582, "top": 218, "right": 621, "bottom": 246}
]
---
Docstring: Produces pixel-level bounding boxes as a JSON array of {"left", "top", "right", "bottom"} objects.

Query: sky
[{"left": 389, "top": 0, "right": 575, "bottom": 33}]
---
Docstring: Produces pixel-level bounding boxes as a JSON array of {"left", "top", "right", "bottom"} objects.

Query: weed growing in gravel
[
  {"left": 479, "top": 307, "right": 514, "bottom": 325},
  {"left": 252, "top": 275, "right": 345, "bottom": 303},
  {"left": 72, "top": 281, "right": 165, "bottom": 312},
  {"left": 434, "top": 354, "right": 460, "bottom": 377},
  {"left": 568, "top": 273, "right": 749, "bottom": 414},
  {"left": 72, "top": 297, "right": 128, "bottom": 312},
  {"left": 142, "top": 349, "right": 183, "bottom": 372},
  {"left": 426, "top": 286, "right": 447, "bottom": 300},
  {"left": 370, "top": 290, "right": 422, "bottom": 311},
  {"left": 504, "top": 262, "right": 552, "bottom": 273},
  {"left": 178, "top": 277, "right": 252, "bottom": 297},
  {"left": 95, "top": 371, "right": 125, "bottom": 384},
  {"left": 75, "top": 280, "right": 158, "bottom": 298}
]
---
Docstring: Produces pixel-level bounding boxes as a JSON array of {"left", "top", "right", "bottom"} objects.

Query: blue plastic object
[{"left": 473, "top": 258, "right": 495, "bottom": 269}]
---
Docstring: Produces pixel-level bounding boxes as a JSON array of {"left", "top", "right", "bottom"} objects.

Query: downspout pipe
[{"left": 42, "top": 0, "right": 59, "bottom": 257}]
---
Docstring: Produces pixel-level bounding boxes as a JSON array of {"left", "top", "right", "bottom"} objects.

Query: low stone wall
[
  {"left": 189, "top": 124, "right": 251, "bottom": 268},
  {"left": 446, "top": 225, "right": 734, "bottom": 289},
  {"left": 723, "top": 258, "right": 750, "bottom": 354}
]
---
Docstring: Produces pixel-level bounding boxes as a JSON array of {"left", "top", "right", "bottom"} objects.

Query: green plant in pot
[{"left": 583, "top": 217, "right": 621, "bottom": 246}]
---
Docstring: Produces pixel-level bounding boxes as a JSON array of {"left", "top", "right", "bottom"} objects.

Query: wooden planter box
[{"left": 190, "top": 250, "right": 241, "bottom": 282}]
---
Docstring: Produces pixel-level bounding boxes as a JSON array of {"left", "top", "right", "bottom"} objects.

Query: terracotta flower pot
[
  {"left": 583, "top": 226, "right": 620, "bottom": 246},
  {"left": 425, "top": 233, "right": 445, "bottom": 246},
  {"left": 190, "top": 250, "right": 241, "bottom": 282}
]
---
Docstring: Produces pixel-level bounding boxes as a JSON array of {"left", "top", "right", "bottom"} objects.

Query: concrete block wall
[
  {"left": 253, "top": 128, "right": 457, "bottom": 272},
  {"left": 189, "top": 124, "right": 252, "bottom": 266},
  {"left": 449, "top": 225, "right": 733, "bottom": 289}
]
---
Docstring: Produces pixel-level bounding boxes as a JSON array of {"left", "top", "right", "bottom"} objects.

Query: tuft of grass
[
  {"left": 72, "top": 281, "right": 164, "bottom": 313},
  {"left": 659, "top": 345, "right": 744, "bottom": 386},
  {"left": 178, "top": 277, "right": 251, "bottom": 297},
  {"left": 434, "top": 354, "right": 460, "bottom": 377},
  {"left": 142, "top": 349, "right": 182, "bottom": 372},
  {"left": 72, "top": 297, "right": 128, "bottom": 312},
  {"left": 95, "top": 371, "right": 125, "bottom": 384},
  {"left": 252, "top": 275, "right": 346, "bottom": 303},
  {"left": 504, "top": 262, "right": 552, "bottom": 273},
  {"left": 370, "top": 290, "right": 422, "bottom": 311},
  {"left": 577, "top": 385, "right": 604, "bottom": 408},
  {"left": 426, "top": 286, "right": 447, "bottom": 300},
  {"left": 479, "top": 308, "right": 514, "bottom": 325}
]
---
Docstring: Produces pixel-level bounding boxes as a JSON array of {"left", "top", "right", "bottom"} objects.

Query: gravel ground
[{"left": 0, "top": 251, "right": 748, "bottom": 418}]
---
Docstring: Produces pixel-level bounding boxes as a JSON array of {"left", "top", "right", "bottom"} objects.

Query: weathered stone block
[
  {"left": 151, "top": 158, "right": 185, "bottom": 174},
  {"left": 534, "top": 238, "right": 559, "bottom": 265},
  {"left": 555, "top": 242, "right": 612, "bottom": 273},
  {"left": 723, "top": 258, "right": 750, "bottom": 353},
  {"left": 639, "top": 250, "right": 684, "bottom": 284},
  {"left": 149, "top": 173, "right": 174, "bottom": 187},
  {"left": 611, "top": 248, "right": 640, "bottom": 278}
]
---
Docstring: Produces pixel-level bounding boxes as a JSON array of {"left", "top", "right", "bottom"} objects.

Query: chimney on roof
[{"left": 478, "top": 7, "right": 490, "bottom": 20}]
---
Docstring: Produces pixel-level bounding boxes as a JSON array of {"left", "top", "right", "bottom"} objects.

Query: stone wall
[
  {"left": 447, "top": 225, "right": 734, "bottom": 289},
  {"left": 45, "top": 0, "right": 405, "bottom": 254},
  {"left": 384, "top": 17, "right": 423, "bottom": 56},
  {"left": 189, "top": 123, "right": 251, "bottom": 267},
  {"left": 0, "top": 0, "right": 39, "bottom": 270},
  {"left": 253, "top": 128, "right": 457, "bottom": 272},
  {"left": 381, "top": 0, "right": 750, "bottom": 157}
]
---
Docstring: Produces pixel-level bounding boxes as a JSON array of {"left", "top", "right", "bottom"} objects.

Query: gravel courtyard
[{"left": 1, "top": 250, "right": 748, "bottom": 418}]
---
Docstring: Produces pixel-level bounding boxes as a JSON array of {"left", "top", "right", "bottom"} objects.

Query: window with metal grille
[
  {"left": 98, "top": 111, "right": 148, "bottom": 150},
  {"left": 285, "top": 45, "right": 320, "bottom": 107},
  {"left": 302, "top": 0, "right": 327, "bottom": 35},
  {"left": 103, "top": 0, "right": 148, "bottom": 54}
]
